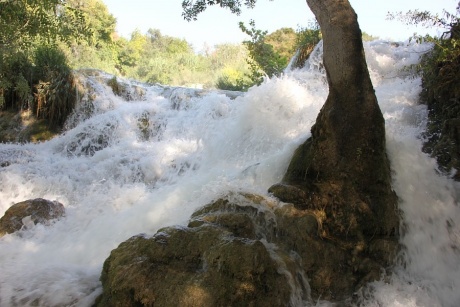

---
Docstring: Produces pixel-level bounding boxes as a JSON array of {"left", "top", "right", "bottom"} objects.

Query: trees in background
[
  {"left": 0, "top": 0, "right": 89, "bottom": 49},
  {"left": 0, "top": 0, "right": 322, "bottom": 116},
  {"left": 61, "top": 0, "right": 118, "bottom": 74},
  {"left": 216, "top": 20, "right": 321, "bottom": 91},
  {"left": 237, "top": 20, "right": 289, "bottom": 87},
  {"left": 0, "top": 0, "right": 358, "bottom": 131},
  {"left": 0, "top": 0, "right": 90, "bottom": 127}
]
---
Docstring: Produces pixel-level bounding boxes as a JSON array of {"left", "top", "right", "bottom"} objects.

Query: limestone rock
[
  {"left": 0, "top": 198, "right": 65, "bottom": 237},
  {"left": 95, "top": 194, "right": 307, "bottom": 307},
  {"left": 96, "top": 192, "right": 398, "bottom": 305}
]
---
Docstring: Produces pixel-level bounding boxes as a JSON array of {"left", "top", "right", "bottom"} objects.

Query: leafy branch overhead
[
  {"left": 387, "top": 8, "right": 460, "bottom": 41},
  {"left": 182, "top": 0, "right": 262, "bottom": 21}
]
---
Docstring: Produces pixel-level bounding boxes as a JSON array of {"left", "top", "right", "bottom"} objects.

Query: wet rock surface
[
  {"left": 0, "top": 198, "right": 65, "bottom": 237},
  {"left": 96, "top": 191, "right": 399, "bottom": 306}
]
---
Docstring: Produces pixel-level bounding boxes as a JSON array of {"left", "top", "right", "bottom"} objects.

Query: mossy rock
[
  {"left": 0, "top": 111, "right": 59, "bottom": 143},
  {"left": 17, "top": 119, "right": 60, "bottom": 142},
  {"left": 96, "top": 227, "right": 296, "bottom": 306},
  {"left": 96, "top": 192, "right": 399, "bottom": 305},
  {"left": 0, "top": 198, "right": 65, "bottom": 237}
]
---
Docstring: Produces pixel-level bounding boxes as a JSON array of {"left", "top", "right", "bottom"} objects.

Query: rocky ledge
[{"left": 95, "top": 191, "right": 398, "bottom": 306}]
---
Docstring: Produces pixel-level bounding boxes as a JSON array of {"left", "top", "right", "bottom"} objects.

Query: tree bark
[
  {"left": 273, "top": 0, "right": 399, "bottom": 235},
  {"left": 269, "top": 0, "right": 400, "bottom": 298},
  {"left": 297, "top": 0, "right": 387, "bottom": 189}
]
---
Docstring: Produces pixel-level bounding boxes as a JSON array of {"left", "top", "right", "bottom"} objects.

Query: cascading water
[{"left": 0, "top": 40, "right": 458, "bottom": 306}]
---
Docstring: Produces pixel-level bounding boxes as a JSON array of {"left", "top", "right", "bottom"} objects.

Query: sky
[{"left": 103, "top": 0, "right": 458, "bottom": 51}]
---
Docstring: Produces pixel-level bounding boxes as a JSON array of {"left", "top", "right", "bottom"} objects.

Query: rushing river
[{"left": 0, "top": 40, "right": 459, "bottom": 306}]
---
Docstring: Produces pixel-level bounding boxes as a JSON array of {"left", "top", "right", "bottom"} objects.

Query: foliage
[
  {"left": 237, "top": 19, "right": 321, "bottom": 85},
  {"left": 61, "top": 0, "right": 119, "bottom": 74},
  {"left": 388, "top": 8, "right": 459, "bottom": 36},
  {"left": 32, "top": 45, "right": 79, "bottom": 127},
  {"left": 290, "top": 22, "right": 322, "bottom": 69},
  {"left": 110, "top": 28, "right": 250, "bottom": 89},
  {"left": 239, "top": 20, "right": 289, "bottom": 86},
  {"left": 362, "top": 32, "right": 378, "bottom": 41},
  {"left": 265, "top": 28, "right": 297, "bottom": 60},
  {"left": 0, "top": 0, "right": 90, "bottom": 49},
  {"left": 388, "top": 5, "right": 460, "bottom": 95},
  {"left": 0, "top": 0, "right": 326, "bottom": 132},
  {"left": 390, "top": 4, "right": 460, "bottom": 179},
  {"left": 0, "top": 50, "right": 34, "bottom": 110},
  {"left": 182, "top": 0, "right": 259, "bottom": 21},
  {"left": 216, "top": 67, "right": 251, "bottom": 91},
  {"left": 181, "top": 0, "right": 322, "bottom": 89},
  {"left": 66, "top": 0, "right": 117, "bottom": 44},
  {"left": 0, "top": 0, "right": 90, "bottom": 128}
]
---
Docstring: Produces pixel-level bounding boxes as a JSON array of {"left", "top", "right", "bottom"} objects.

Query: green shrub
[
  {"left": 239, "top": 20, "right": 288, "bottom": 87},
  {"left": 390, "top": 6, "right": 460, "bottom": 179},
  {"left": 290, "top": 23, "right": 322, "bottom": 69},
  {"left": 0, "top": 50, "right": 34, "bottom": 111},
  {"left": 216, "top": 67, "right": 251, "bottom": 91},
  {"left": 32, "top": 45, "right": 78, "bottom": 128}
]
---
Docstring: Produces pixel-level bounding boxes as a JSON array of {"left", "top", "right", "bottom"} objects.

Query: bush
[
  {"left": 32, "top": 45, "right": 78, "bottom": 128},
  {"left": 0, "top": 50, "right": 34, "bottom": 111},
  {"left": 215, "top": 67, "right": 250, "bottom": 91},
  {"left": 290, "top": 23, "right": 322, "bottom": 69},
  {"left": 239, "top": 20, "right": 288, "bottom": 87},
  {"left": 392, "top": 5, "right": 460, "bottom": 180}
]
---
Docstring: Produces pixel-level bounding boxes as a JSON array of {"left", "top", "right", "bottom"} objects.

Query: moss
[
  {"left": 97, "top": 193, "right": 399, "bottom": 304},
  {"left": 0, "top": 198, "right": 65, "bottom": 237},
  {"left": 0, "top": 111, "right": 22, "bottom": 142},
  {"left": 0, "top": 111, "right": 59, "bottom": 143},
  {"left": 107, "top": 76, "right": 126, "bottom": 96},
  {"left": 19, "top": 119, "right": 60, "bottom": 142}
]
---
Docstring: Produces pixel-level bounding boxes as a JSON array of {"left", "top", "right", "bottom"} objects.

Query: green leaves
[
  {"left": 182, "top": 0, "right": 259, "bottom": 21},
  {"left": 238, "top": 20, "right": 288, "bottom": 86},
  {"left": 390, "top": 5, "right": 460, "bottom": 116},
  {"left": 0, "top": 0, "right": 90, "bottom": 49}
]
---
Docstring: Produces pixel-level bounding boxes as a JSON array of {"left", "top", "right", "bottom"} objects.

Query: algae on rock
[
  {"left": 96, "top": 193, "right": 398, "bottom": 305},
  {"left": 0, "top": 198, "right": 65, "bottom": 237}
]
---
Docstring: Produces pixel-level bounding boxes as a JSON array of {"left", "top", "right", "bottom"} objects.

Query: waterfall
[{"left": 0, "top": 40, "right": 459, "bottom": 306}]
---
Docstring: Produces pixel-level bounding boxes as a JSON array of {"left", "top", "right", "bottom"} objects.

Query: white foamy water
[{"left": 0, "top": 41, "right": 459, "bottom": 306}]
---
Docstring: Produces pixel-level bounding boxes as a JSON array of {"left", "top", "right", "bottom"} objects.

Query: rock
[
  {"left": 96, "top": 192, "right": 398, "bottom": 305},
  {"left": 0, "top": 198, "right": 65, "bottom": 237},
  {"left": 95, "top": 194, "right": 307, "bottom": 306}
]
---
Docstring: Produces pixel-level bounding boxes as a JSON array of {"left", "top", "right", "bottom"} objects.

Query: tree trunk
[
  {"left": 299, "top": 0, "right": 387, "bottom": 189},
  {"left": 269, "top": 0, "right": 400, "bottom": 299}
]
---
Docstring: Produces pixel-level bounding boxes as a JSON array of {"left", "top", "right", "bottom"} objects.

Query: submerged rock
[
  {"left": 0, "top": 198, "right": 65, "bottom": 237},
  {"left": 96, "top": 191, "right": 398, "bottom": 306}
]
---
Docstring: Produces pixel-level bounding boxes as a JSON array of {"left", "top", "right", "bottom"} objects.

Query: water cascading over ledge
[
  {"left": 95, "top": 2, "right": 401, "bottom": 303},
  {"left": 95, "top": 188, "right": 398, "bottom": 306},
  {"left": 1, "top": 41, "right": 459, "bottom": 307}
]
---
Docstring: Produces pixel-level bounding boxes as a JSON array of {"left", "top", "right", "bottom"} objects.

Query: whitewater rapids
[{"left": 0, "top": 40, "right": 459, "bottom": 306}]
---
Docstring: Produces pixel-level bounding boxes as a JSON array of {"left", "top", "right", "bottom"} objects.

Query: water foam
[{"left": 0, "top": 40, "right": 458, "bottom": 306}]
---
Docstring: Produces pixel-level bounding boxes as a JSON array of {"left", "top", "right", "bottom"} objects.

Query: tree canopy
[{"left": 0, "top": 0, "right": 90, "bottom": 49}]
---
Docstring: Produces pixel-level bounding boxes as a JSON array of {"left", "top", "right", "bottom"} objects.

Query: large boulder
[
  {"left": 0, "top": 198, "right": 65, "bottom": 237},
  {"left": 96, "top": 192, "right": 398, "bottom": 306}
]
